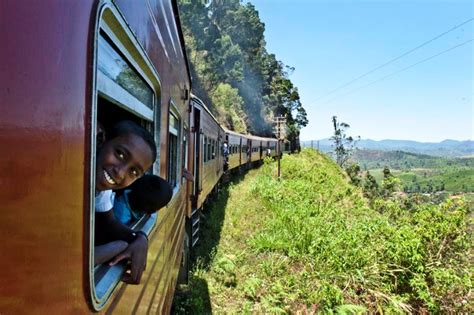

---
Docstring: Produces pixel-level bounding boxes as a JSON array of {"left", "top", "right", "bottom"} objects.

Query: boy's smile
[{"left": 96, "top": 134, "right": 154, "bottom": 191}]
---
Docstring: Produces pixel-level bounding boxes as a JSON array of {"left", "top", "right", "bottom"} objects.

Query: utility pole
[{"left": 272, "top": 116, "right": 286, "bottom": 179}]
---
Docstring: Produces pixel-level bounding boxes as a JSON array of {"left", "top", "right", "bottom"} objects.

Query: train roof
[
  {"left": 224, "top": 128, "right": 278, "bottom": 142},
  {"left": 189, "top": 95, "right": 278, "bottom": 143},
  {"left": 190, "top": 94, "right": 223, "bottom": 129}
]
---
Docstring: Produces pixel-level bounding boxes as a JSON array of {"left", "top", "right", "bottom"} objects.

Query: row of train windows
[
  {"left": 203, "top": 136, "right": 218, "bottom": 163},
  {"left": 92, "top": 3, "right": 186, "bottom": 310},
  {"left": 229, "top": 145, "right": 239, "bottom": 154}
]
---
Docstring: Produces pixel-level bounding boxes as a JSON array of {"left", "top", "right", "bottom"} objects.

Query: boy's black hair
[
  {"left": 109, "top": 120, "right": 157, "bottom": 163},
  {"left": 127, "top": 175, "right": 173, "bottom": 214}
]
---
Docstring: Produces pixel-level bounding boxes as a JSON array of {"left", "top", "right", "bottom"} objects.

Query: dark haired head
[
  {"left": 128, "top": 175, "right": 173, "bottom": 214},
  {"left": 109, "top": 120, "right": 157, "bottom": 163}
]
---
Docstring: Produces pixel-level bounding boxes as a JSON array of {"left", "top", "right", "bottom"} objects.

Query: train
[{"left": 0, "top": 1, "right": 287, "bottom": 314}]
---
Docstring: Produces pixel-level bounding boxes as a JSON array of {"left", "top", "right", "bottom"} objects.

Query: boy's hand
[
  {"left": 109, "top": 234, "right": 148, "bottom": 284},
  {"left": 182, "top": 168, "right": 194, "bottom": 182}
]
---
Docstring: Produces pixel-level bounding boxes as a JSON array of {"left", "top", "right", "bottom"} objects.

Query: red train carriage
[{"left": 0, "top": 0, "right": 191, "bottom": 313}]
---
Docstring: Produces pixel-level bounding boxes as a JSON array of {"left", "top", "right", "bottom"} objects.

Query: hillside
[
  {"left": 174, "top": 150, "right": 472, "bottom": 313},
  {"left": 302, "top": 139, "right": 474, "bottom": 157},
  {"left": 351, "top": 149, "right": 474, "bottom": 193}
]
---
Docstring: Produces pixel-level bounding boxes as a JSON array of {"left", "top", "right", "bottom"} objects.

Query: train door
[{"left": 193, "top": 107, "right": 202, "bottom": 204}]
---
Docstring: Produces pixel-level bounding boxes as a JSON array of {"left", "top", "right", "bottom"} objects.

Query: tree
[
  {"left": 363, "top": 171, "right": 379, "bottom": 199},
  {"left": 178, "top": 0, "right": 307, "bottom": 138},
  {"left": 331, "top": 116, "right": 359, "bottom": 167},
  {"left": 381, "top": 166, "right": 401, "bottom": 197},
  {"left": 210, "top": 83, "right": 247, "bottom": 133},
  {"left": 345, "top": 163, "right": 362, "bottom": 187}
]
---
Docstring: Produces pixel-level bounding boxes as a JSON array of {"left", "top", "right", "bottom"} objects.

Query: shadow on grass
[
  {"left": 171, "top": 276, "right": 212, "bottom": 315},
  {"left": 192, "top": 169, "right": 247, "bottom": 269},
  {"left": 172, "top": 165, "right": 256, "bottom": 314}
]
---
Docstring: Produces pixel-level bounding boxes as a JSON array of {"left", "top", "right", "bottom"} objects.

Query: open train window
[
  {"left": 181, "top": 126, "right": 188, "bottom": 185},
  {"left": 212, "top": 139, "right": 216, "bottom": 160},
  {"left": 89, "top": 2, "right": 162, "bottom": 311},
  {"left": 208, "top": 138, "right": 212, "bottom": 161},
  {"left": 167, "top": 104, "right": 181, "bottom": 193},
  {"left": 203, "top": 136, "right": 207, "bottom": 163}
]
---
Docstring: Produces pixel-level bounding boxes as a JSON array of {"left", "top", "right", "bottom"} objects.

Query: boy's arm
[
  {"left": 95, "top": 210, "right": 148, "bottom": 284},
  {"left": 95, "top": 210, "right": 135, "bottom": 243}
]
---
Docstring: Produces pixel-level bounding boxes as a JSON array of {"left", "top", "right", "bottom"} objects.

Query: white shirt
[{"left": 95, "top": 190, "right": 115, "bottom": 212}]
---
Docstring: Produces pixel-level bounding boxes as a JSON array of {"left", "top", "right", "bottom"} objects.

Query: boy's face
[{"left": 96, "top": 134, "right": 154, "bottom": 191}]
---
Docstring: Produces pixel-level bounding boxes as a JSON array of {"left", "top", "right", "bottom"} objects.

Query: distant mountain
[
  {"left": 301, "top": 138, "right": 474, "bottom": 157},
  {"left": 352, "top": 149, "right": 474, "bottom": 170}
]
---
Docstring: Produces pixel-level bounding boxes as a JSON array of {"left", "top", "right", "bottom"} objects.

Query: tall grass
[
  {"left": 174, "top": 149, "right": 472, "bottom": 314},
  {"left": 251, "top": 149, "right": 472, "bottom": 313}
]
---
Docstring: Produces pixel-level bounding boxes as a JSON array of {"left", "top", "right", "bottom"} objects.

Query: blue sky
[{"left": 250, "top": 0, "right": 473, "bottom": 142}]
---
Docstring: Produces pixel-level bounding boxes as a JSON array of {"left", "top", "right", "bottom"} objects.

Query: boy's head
[
  {"left": 127, "top": 175, "right": 173, "bottom": 214},
  {"left": 96, "top": 120, "right": 157, "bottom": 191}
]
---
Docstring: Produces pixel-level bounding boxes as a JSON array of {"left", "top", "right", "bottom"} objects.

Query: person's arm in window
[{"left": 95, "top": 210, "right": 148, "bottom": 284}]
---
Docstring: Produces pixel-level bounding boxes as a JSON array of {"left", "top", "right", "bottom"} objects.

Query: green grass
[{"left": 173, "top": 150, "right": 473, "bottom": 314}]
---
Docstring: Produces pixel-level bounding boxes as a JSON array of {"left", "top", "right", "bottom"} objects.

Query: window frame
[
  {"left": 89, "top": 2, "right": 162, "bottom": 311},
  {"left": 167, "top": 101, "right": 181, "bottom": 195}
]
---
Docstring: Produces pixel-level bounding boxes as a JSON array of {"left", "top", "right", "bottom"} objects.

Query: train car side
[
  {"left": 0, "top": 1, "right": 191, "bottom": 313},
  {"left": 225, "top": 129, "right": 243, "bottom": 171},
  {"left": 190, "top": 96, "right": 225, "bottom": 211}
]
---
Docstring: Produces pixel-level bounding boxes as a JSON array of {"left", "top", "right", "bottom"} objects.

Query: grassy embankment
[{"left": 173, "top": 149, "right": 472, "bottom": 314}]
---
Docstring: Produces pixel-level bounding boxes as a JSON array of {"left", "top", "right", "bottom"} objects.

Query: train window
[
  {"left": 208, "top": 139, "right": 212, "bottom": 161},
  {"left": 203, "top": 136, "right": 207, "bottom": 163},
  {"left": 168, "top": 106, "right": 181, "bottom": 191},
  {"left": 210, "top": 139, "right": 213, "bottom": 160},
  {"left": 211, "top": 139, "right": 215, "bottom": 160},
  {"left": 90, "top": 3, "right": 162, "bottom": 310},
  {"left": 182, "top": 127, "right": 188, "bottom": 185}
]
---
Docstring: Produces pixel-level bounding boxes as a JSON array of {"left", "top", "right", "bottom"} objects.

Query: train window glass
[
  {"left": 210, "top": 139, "right": 213, "bottom": 160},
  {"left": 182, "top": 127, "right": 188, "bottom": 185},
  {"left": 211, "top": 139, "right": 215, "bottom": 160},
  {"left": 208, "top": 139, "right": 212, "bottom": 161},
  {"left": 203, "top": 136, "right": 207, "bottom": 163},
  {"left": 98, "top": 35, "right": 153, "bottom": 108},
  {"left": 90, "top": 3, "right": 162, "bottom": 311},
  {"left": 168, "top": 107, "right": 181, "bottom": 191}
]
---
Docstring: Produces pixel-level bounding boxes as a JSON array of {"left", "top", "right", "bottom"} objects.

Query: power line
[
  {"left": 321, "top": 38, "right": 473, "bottom": 105},
  {"left": 313, "top": 17, "right": 474, "bottom": 102}
]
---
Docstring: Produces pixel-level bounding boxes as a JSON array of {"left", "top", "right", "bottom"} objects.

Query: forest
[{"left": 178, "top": 0, "right": 307, "bottom": 147}]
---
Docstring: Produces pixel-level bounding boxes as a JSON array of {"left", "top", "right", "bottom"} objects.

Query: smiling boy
[{"left": 94, "top": 120, "right": 157, "bottom": 284}]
